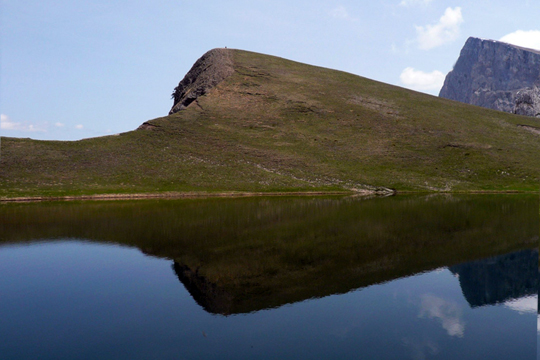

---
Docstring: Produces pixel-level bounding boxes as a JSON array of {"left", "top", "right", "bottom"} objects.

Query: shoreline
[
  {"left": 0, "top": 190, "right": 356, "bottom": 203},
  {"left": 0, "top": 189, "right": 537, "bottom": 203}
]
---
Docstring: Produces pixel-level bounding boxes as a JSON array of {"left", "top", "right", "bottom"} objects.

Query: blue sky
[{"left": 2, "top": 0, "right": 539, "bottom": 140}]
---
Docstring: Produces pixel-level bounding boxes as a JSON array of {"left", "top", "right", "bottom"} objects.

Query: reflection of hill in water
[
  {"left": 173, "top": 263, "right": 235, "bottom": 315},
  {"left": 449, "top": 249, "right": 538, "bottom": 308},
  {"left": 0, "top": 194, "right": 538, "bottom": 315},
  {"left": 175, "top": 249, "right": 539, "bottom": 316}
]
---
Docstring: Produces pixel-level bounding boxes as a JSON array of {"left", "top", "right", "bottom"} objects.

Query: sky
[{"left": 2, "top": 0, "right": 540, "bottom": 140}]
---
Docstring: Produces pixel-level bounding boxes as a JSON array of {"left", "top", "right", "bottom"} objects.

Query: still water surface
[{"left": 0, "top": 195, "right": 537, "bottom": 359}]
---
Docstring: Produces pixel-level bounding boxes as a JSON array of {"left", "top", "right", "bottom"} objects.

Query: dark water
[{"left": 0, "top": 195, "right": 537, "bottom": 359}]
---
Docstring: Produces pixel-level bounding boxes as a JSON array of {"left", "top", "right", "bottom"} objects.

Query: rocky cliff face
[
  {"left": 169, "top": 48, "right": 234, "bottom": 115},
  {"left": 439, "top": 37, "right": 540, "bottom": 117}
]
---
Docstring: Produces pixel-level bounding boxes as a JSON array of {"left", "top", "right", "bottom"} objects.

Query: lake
[{"left": 0, "top": 194, "right": 538, "bottom": 359}]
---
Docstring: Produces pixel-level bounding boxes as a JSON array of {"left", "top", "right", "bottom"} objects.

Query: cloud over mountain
[
  {"left": 500, "top": 30, "right": 540, "bottom": 51},
  {"left": 400, "top": 67, "right": 445, "bottom": 91}
]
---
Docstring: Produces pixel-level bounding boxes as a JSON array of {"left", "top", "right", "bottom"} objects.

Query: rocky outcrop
[
  {"left": 169, "top": 48, "right": 234, "bottom": 115},
  {"left": 513, "top": 86, "right": 540, "bottom": 117},
  {"left": 439, "top": 37, "right": 540, "bottom": 116}
]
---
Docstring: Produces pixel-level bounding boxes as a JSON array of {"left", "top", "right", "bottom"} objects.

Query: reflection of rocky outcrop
[
  {"left": 1, "top": 195, "right": 538, "bottom": 315},
  {"left": 439, "top": 37, "right": 540, "bottom": 116},
  {"left": 175, "top": 247, "right": 539, "bottom": 316},
  {"left": 449, "top": 249, "right": 538, "bottom": 308},
  {"left": 172, "top": 262, "right": 234, "bottom": 315}
]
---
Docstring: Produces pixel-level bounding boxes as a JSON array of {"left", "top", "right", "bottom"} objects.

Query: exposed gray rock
[
  {"left": 169, "top": 48, "right": 234, "bottom": 115},
  {"left": 439, "top": 37, "right": 540, "bottom": 116},
  {"left": 513, "top": 87, "right": 540, "bottom": 117}
]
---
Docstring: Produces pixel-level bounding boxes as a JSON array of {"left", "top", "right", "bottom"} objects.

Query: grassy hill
[{"left": 1, "top": 49, "right": 539, "bottom": 199}]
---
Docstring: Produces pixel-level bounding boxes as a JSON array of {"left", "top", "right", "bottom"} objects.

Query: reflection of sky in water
[
  {"left": 0, "top": 243, "right": 536, "bottom": 360},
  {"left": 397, "top": 269, "right": 464, "bottom": 359},
  {"left": 503, "top": 295, "right": 538, "bottom": 334},
  {"left": 419, "top": 294, "right": 465, "bottom": 337},
  {"left": 401, "top": 337, "right": 439, "bottom": 360},
  {"left": 400, "top": 267, "right": 537, "bottom": 360},
  {"left": 503, "top": 295, "right": 537, "bottom": 314},
  {"left": 504, "top": 295, "right": 540, "bottom": 334}
]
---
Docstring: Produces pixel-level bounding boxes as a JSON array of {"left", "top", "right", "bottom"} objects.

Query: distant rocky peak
[{"left": 439, "top": 36, "right": 540, "bottom": 117}]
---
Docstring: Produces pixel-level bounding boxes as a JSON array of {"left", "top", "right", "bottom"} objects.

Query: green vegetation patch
[{"left": 1, "top": 49, "right": 539, "bottom": 198}]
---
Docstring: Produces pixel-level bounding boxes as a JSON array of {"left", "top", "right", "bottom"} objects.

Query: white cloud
[
  {"left": 500, "top": 30, "right": 540, "bottom": 51},
  {"left": 75, "top": 124, "right": 84, "bottom": 129},
  {"left": 55, "top": 122, "right": 65, "bottom": 127},
  {"left": 1, "top": 114, "right": 17, "bottom": 130},
  {"left": 415, "top": 7, "right": 463, "bottom": 50},
  {"left": 330, "top": 6, "right": 353, "bottom": 20},
  {"left": 400, "top": 0, "right": 433, "bottom": 7},
  {"left": 400, "top": 67, "right": 446, "bottom": 91},
  {"left": 1, "top": 114, "right": 46, "bottom": 132},
  {"left": 419, "top": 294, "right": 465, "bottom": 337}
]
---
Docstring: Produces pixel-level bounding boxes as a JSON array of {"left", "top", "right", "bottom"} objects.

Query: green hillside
[{"left": 1, "top": 49, "right": 539, "bottom": 199}]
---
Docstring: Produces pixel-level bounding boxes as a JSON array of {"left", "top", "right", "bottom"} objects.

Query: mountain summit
[
  {"left": 169, "top": 48, "right": 234, "bottom": 115},
  {"left": 439, "top": 37, "right": 540, "bottom": 117}
]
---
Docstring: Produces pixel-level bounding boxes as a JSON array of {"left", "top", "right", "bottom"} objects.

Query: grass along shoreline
[
  {"left": 0, "top": 190, "right": 357, "bottom": 203},
  {"left": 1, "top": 188, "right": 537, "bottom": 203}
]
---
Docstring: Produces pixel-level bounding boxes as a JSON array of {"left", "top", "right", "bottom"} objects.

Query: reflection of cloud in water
[
  {"left": 419, "top": 294, "right": 465, "bottom": 337},
  {"left": 402, "top": 337, "right": 439, "bottom": 360},
  {"left": 503, "top": 295, "right": 537, "bottom": 314}
]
